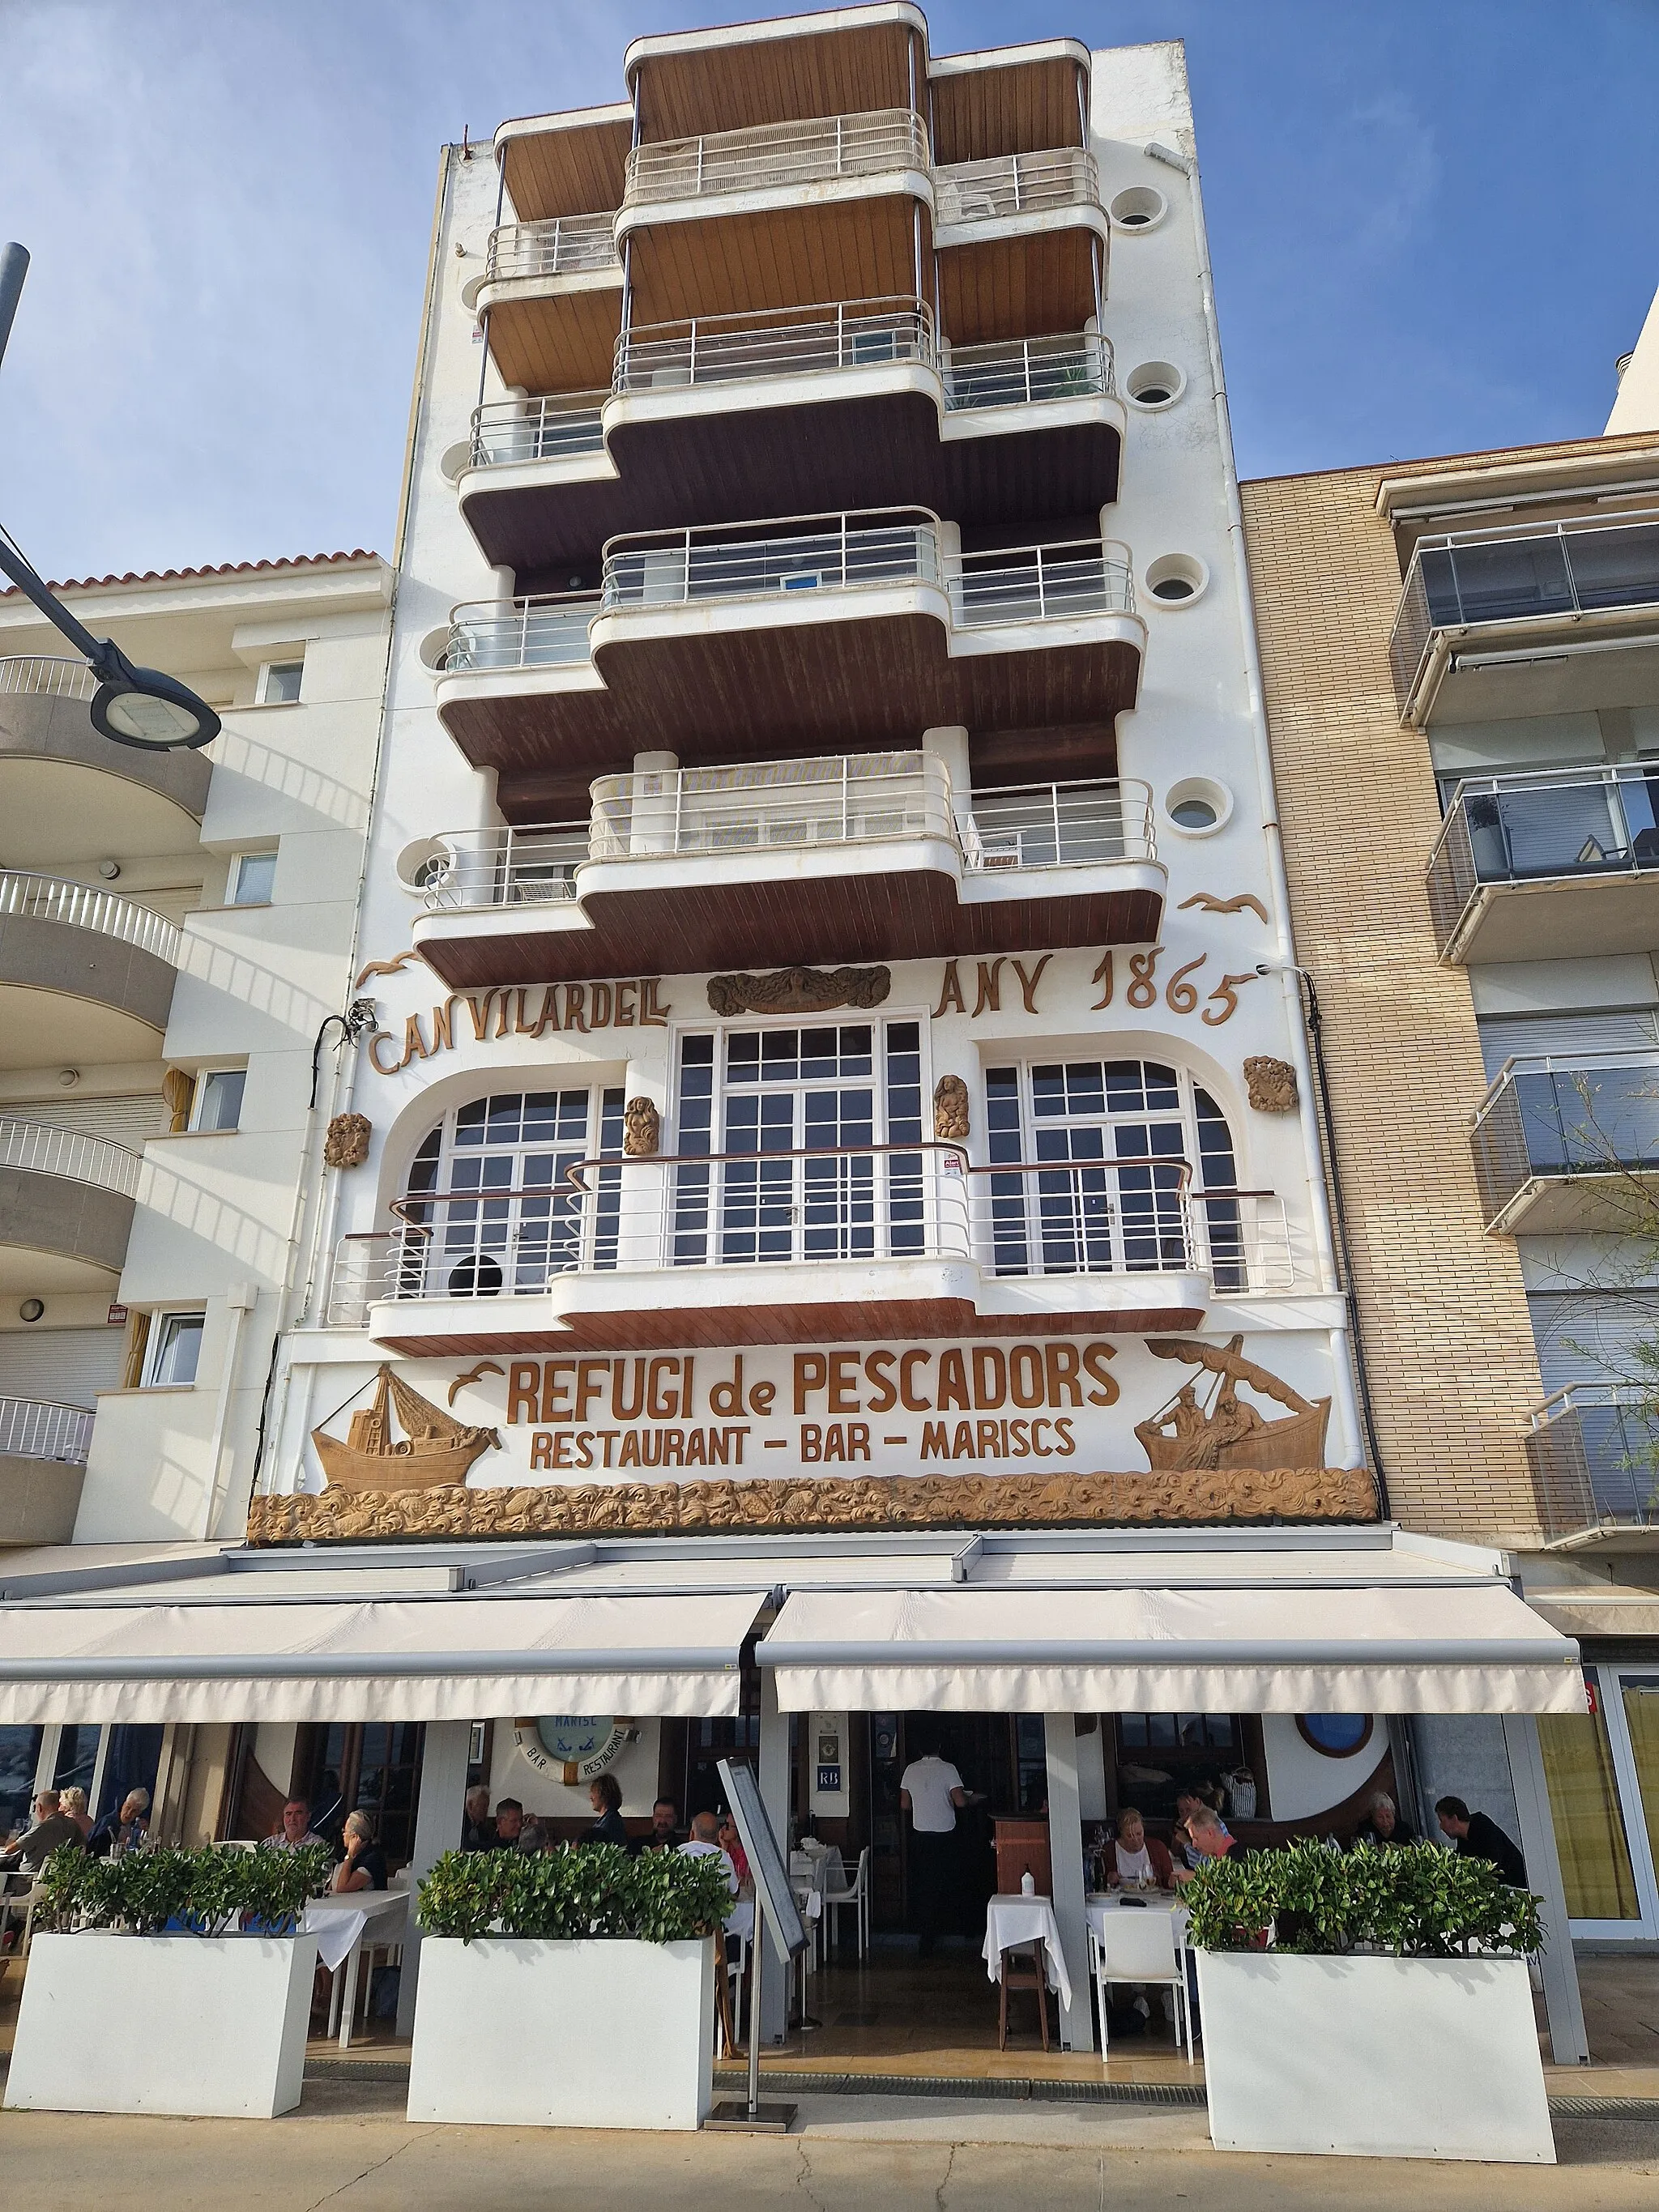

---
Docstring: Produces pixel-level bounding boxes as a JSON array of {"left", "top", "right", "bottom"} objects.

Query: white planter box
[
  {"left": 407, "top": 1935, "right": 714, "bottom": 2129},
  {"left": 1194, "top": 1950, "right": 1554, "bottom": 2163},
  {"left": 5, "top": 1931, "right": 318, "bottom": 2119}
]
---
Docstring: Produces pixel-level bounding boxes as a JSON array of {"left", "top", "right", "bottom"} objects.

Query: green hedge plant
[
  {"left": 1182, "top": 1839, "right": 1544, "bottom": 1959},
  {"left": 416, "top": 1844, "right": 734, "bottom": 1945},
  {"left": 39, "top": 1843, "right": 334, "bottom": 1937}
]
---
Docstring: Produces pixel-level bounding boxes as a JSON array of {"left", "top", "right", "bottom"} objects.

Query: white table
[
  {"left": 982, "top": 1893, "right": 1072, "bottom": 2011},
  {"left": 301, "top": 1888, "right": 410, "bottom": 2047},
  {"left": 1086, "top": 1890, "right": 1188, "bottom": 1941}
]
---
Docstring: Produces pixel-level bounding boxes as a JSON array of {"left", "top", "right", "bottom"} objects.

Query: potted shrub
[
  {"left": 407, "top": 1843, "right": 733, "bottom": 2129},
  {"left": 1186, "top": 1839, "right": 1554, "bottom": 2163},
  {"left": 6, "top": 1843, "right": 332, "bottom": 2119}
]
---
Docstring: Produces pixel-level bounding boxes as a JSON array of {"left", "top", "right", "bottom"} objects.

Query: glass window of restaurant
[
  {"left": 1540, "top": 1667, "right": 1659, "bottom": 1934},
  {"left": 295, "top": 1722, "right": 425, "bottom": 1865}
]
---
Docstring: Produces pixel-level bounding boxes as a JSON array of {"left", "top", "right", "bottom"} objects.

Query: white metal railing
[
  {"left": 326, "top": 1156, "right": 1305, "bottom": 1323},
  {"left": 0, "top": 1396, "right": 95, "bottom": 1464},
  {"left": 0, "top": 657, "right": 98, "bottom": 701},
  {"left": 0, "top": 869, "right": 181, "bottom": 963},
  {"left": 615, "top": 298, "right": 934, "bottom": 394},
  {"left": 961, "top": 778, "right": 1154, "bottom": 868},
  {"left": 625, "top": 107, "right": 930, "bottom": 205},
  {"left": 946, "top": 332, "right": 1113, "bottom": 409},
  {"left": 484, "top": 214, "right": 619, "bottom": 282},
  {"left": 419, "top": 823, "right": 590, "bottom": 909},
  {"left": 935, "top": 147, "right": 1102, "bottom": 224},
  {"left": 0, "top": 1118, "right": 142, "bottom": 1198},
  {"left": 1528, "top": 1382, "right": 1659, "bottom": 1536},
  {"left": 953, "top": 540, "right": 1134, "bottom": 625},
  {"left": 468, "top": 392, "right": 607, "bottom": 467},
  {"left": 601, "top": 509, "right": 940, "bottom": 610},
  {"left": 444, "top": 594, "right": 603, "bottom": 672}
]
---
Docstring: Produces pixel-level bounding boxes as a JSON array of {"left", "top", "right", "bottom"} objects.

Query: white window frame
[
  {"left": 190, "top": 1067, "right": 247, "bottom": 1133},
  {"left": 257, "top": 658, "right": 304, "bottom": 705},
  {"left": 143, "top": 1310, "right": 207, "bottom": 1389},
  {"left": 1562, "top": 1663, "right": 1659, "bottom": 1941},
  {"left": 227, "top": 850, "right": 278, "bottom": 906}
]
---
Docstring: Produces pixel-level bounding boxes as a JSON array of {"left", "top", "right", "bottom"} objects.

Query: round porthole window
[
  {"left": 1109, "top": 185, "right": 1168, "bottom": 232},
  {"left": 397, "top": 836, "right": 454, "bottom": 896},
  {"left": 1163, "top": 777, "right": 1232, "bottom": 838},
  {"left": 1145, "top": 552, "right": 1209, "bottom": 607},
  {"left": 1125, "top": 360, "right": 1185, "bottom": 410}
]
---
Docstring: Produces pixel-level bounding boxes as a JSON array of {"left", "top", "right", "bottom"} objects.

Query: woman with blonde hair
[
  {"left": 330, "top": 1809, "right": 389, "bottom": 1894},
  {"left": 58, "top": 1787, "right": 93, "bottom": 1840}
]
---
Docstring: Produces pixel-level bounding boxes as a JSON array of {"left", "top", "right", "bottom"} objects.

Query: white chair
[
  {"left": 0, "top": 1877, "right": 45, "bottom": 1964},
  {"left": 821, "top": 1845, "right": 871, "bottom": 1959},
  {"left": 1089, "top": 1909, "right": 1192, "bottom": 2063}
]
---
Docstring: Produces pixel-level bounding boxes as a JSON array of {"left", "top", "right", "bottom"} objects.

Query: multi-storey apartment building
[
  {"left": 1243, "top": 308, "right": 1659, "bottom": 1950},
  {"left": 0, "top": 552, "right": 390, "bottom": 1829},
  {"left": 0, "top": 10, "right": 1588, "bottom": 2069}
]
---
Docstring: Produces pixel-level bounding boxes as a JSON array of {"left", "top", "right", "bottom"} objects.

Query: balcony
[
  {"left": 471, "top": 214, "right": 625, "bottom": 394},
  {"left": 0, "top": 1118, "right": 140, "bottom": 1289},
  {"left": 0, "top": 1395, "right": 92, "bottom": 1545},
  {"left": 1527, "top": 1385, "right": 1659, "bottom": 1545},
  {"left": 1427, "top": 765, "right": 1659, "bottom": 964},
  {"left": 1389, "top": 509, "right": 1659, "bottom": 728},
  {"left": 1470, "top": 1054, "right": 1659, "bottom": 1234},
  {"left": 0, "top": 657, "right": 211, "bottom": 864},
  {"left": 331, "top": 1150, "right": 1293, "bottom": 1354},
  {"left": 436, "top": 512, "right": 1144, "bottom": 803},
  {"left": 457, "top": 302, "right": 1122, "bottom": 572},
  {"left": 0, "top": 870, "right": 181, "bottom": 1068},
  {"left": 623, "top": 106, "right": 931, "bottom": 207},
  {"left": 410, "top": 757, "right": 1164, "bottom": 987}
]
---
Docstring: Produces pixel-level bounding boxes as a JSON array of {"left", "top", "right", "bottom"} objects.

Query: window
[
  {"left": 1115, "top": 1712, "right": 1242, "bottom": 1821},
  {"left": 403, "top": 1088, "right": 624, "bottom": 1297},
  {"left": 258, "top": 659, "right": 303, "bottom": 704},
  {"left": 671, "top": 1021, "right": 923, "bottom": 1267},
  {"left": 294, "top": 1721, "right": 424, "bottom": 1865},
  {"left": 193, "top": 1069, "right": 245, "bottom": 1132},
  {"left": 145, "top": 1311, "right": 204, "bottom": 1387},
  {"left": 228, "top": 851, "right": 277, "bottom": 906}
]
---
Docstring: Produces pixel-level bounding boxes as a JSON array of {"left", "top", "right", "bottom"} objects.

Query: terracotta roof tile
[{"left": 1, "top": 550, "right": 382, "bottom": 597}]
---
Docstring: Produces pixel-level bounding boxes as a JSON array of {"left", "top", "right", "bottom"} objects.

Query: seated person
[
  {"left": 58, "top": 1787, "right": 94, "bottom": 1840},
  {"left": 87, "top": 1788, "right": 150, "bottom": 1859},
  {"left": 517, "top": 1816, "right": 549, "bottom": 1854},
  {"left": 267, "top": 1798, "right": 327, "bottom": 1852},
  {"left": 586, "top": 1774, "right": 631, "bottom": 1849},
  {"left": 678, "top": 1811, "right": 740, "bottom": 1903},
  {"left": 1435, "top": 1796, "right": 1526, "bottom": 1886},
  {"left": 1352, "top": 1792, "right": 1418, "bottom": 1849},
  {"left": 460, "top": 1785, "right": 496, "bottom": 1852},
  {"left": 646, "top": 1797, "right": 682, "bottom": 1851},
  {"left": 490, "top": 1798, "right": 525, "bottom": 1850},
  {"left": 1109, "top": 1807, "right": 1175, "bottom": 1889},
  {"left": 715, "top": 1811, "right": 751, "bottom": 1891},
  {"left": 0, "top": 1789, "right": 85, "bottom": 1873},
  {"left": 1171, "top": 1788, "right": 1230, "bottom": 1869},
  {"left": 330, "top": 1809, "right": 389, "bottom": 1894},
  {"left": 1171, "top": 1807, "right": 1248, "bottom": 1882}
]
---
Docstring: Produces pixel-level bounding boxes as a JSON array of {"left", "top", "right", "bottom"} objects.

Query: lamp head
[{"left": 87, "top": 641, "right": 220, "bottom": 752}]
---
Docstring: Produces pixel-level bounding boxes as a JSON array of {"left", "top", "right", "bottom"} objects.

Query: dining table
[
  {"left": 301, "top": 1886, "right": 411, "bottom": 2048},
  {"left": 981, "top": 1891, "right": 1073, "bottom": 2010}
]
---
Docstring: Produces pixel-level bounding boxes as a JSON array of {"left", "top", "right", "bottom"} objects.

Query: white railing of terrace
[
  {"left": 484, "top": 214, "right": 620, "bottom": 282},
  {"left": 625, "top": 107, "right": 931, "bottom": 204},
  {"left": 935, "top": 147, "right": 1102, "bottom": 224},
  {"left": 0, "top": 1397, "right": 95, "bottom": 1464},
  {"left": 468, "top": 393, "right": 607, "bottom": 467},
  {"left": 0, "top": 870, "right": 181, "bottom": 963},
  {"left": 0, "top": 1119, "right": 142, "bottom": 1198},
  {"left": 445, "top": 594, "right": 603, "bottom": 673},
  {"left": 0, "top": 657, "right": 99, "bottom": 701},
  {"left": 615, "top": 298, "right": 934, "bottom": 394},
  {"left": 602, "top": 509, "right": 940, "bottom": 610},
  {"left": 419, "top": 824, "right": 590, "bottom": 910},
  {"left": 945, "top": 332, "right": 1113, "bottom": 409},
  {"left": 953, "top": 540, "right": 1134, "bottom": 625}
]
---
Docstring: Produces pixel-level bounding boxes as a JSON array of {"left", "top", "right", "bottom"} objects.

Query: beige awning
[
  {"left": 759, "top": 1583, "right": 1584, "bottom": 1715},
  {"left": 0, "top": 1591, "right": 767, "bottom": 1724}
]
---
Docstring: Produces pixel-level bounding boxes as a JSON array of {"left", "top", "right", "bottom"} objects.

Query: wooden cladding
[
  {"left": 501, "top": 110, "right": 633, "bottom": 222},
  {"left": 484, "top": 284, "right": 623, "bottom": 399},
  {"left": 929, "top": 58, "right": 1086, "bottom": 165},
  {"left": 632, "top": 21, "right": 916, "bottom": 144},
  {"left": 627, "top": 198, "right": 931, "bottom": 328}
]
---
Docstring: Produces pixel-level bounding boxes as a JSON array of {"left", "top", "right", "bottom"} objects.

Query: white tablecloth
[
  {"left": 982, "top": 1893, "right": 1071, "bottom": 2010},
  {"left": 1086, "top": 1893, "right": 1188, "bottom": 1935},
  {"left": 301, "top": 1887, "right": 409, "bottom": 1972}
]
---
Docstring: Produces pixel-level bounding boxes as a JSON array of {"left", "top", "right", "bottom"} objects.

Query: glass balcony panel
[
  {"left": 1424, "top": 536, "right": 1574, "bottom": 627},
  {"left": 1512, "top": 1063, "right": 1659, "bottom": 1175},
  {"left": 1564, "top": 521, "right": 1659, "bottom": 613}
]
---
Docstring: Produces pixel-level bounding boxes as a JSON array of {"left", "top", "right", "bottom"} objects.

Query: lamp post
[{"left": 0, "top": 241, "right": 221, "bottom": 752}]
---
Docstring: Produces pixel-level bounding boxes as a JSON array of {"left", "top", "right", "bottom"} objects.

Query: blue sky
[{"left": 1, "top": 0, "right": 1655, "bottom": 580}]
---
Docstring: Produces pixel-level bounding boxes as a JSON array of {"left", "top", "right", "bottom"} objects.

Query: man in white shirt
[
  {"left": 899, "top": 1738, "right": 967, "bottom": 1958},
  {"left": 677, "top": 1809, "right": 740, "bottom": 1900}
]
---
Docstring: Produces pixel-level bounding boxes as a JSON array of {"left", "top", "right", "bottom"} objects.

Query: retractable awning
[
  {"left": 758, "top": 1583, "right": 1584, "bottom": 1715},
  {"left": 0, "top": 1590, "right": 768, "bottom": 1724}
]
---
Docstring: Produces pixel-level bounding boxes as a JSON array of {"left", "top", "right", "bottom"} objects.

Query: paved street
[{"left": 2, "top": 2079, "right": 1658, "bottom": 2210}]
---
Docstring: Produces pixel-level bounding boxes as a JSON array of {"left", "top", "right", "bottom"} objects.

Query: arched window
[
  {"left": 983, "top": 1059, "right": 1243, "bottom": 1284},
  {"left": 403, "top": 1087, "right": 623, "bottom": 1297}
]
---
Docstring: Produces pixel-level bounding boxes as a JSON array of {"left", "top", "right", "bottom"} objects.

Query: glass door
[{"left": 1541, "top": 1667, "right": 1659, "bottom": 1936}]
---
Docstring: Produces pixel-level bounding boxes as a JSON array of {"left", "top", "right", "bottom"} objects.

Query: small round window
[
  {"left": 1145, "top": 553, "right": 1209, "bottom": 607},
  {"left": 1163, "top": 777, "right": 1232, "bottom": 838},
  {"left": 1109, "top": 185, "right": 1167, "bottom": 232},
  {"left": 1171, "top": 796, "right": 1217, "bottom": 829},
  {"left": 1126, "top": 360, "right": 1185, "bottom": 410}
]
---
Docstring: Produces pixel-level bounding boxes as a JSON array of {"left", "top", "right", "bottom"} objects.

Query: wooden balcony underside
[
  {"left": 626, "top": 198, "right": 930, "bottom": 327},
  {"left": 477, "top": 395, "right": 1121, "bottom": 578},
  {"left": 485, "top": 288, "right": 624, "bottom": 399},
  {"left": 501, "top": 114, "right": 632, "bottom": 223},
  {"left": 441, "top": 616, "right": 1143, "bottom": 800},
  {"left": 416, "top": 866, "right": 1165, "bottom": 989},
  {"left": 937, "top": 230, "right": 1099, "bottom": 347},
  {"left": 929, "top": 58, "right": 1085, "bottom": 164},
  {"left": 631, "top": 22, "right": 916, "bottom": 142}
]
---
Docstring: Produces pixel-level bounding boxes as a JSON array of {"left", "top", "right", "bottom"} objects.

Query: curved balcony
[
  {"left": 1470, "top": 1053, "right": 1659, "bottom": 1234},
  {"left": 0, "top": 1118, "right": 141, "bottom": 1289},
  {"left": 0, "top": 1395, "right": 92, "bottom": 1545},
  {"left": 331, "top": 1151, "right": 1295, "bottom": 1354},
  {"left": 1427, "top": 765, "right": 1659, "bottom": 964},
  {"left": 0, "top": 871, "right": 181, "bottom": 1068},
  {"left": 0, "top": 658, "right": 211, "bottom": 865},
  {"left": 471, "top": 213, "right": 624, "bottom": 394},
  {"left": 436, "top": 512, "right": 1144, "bottom": 803},
  {"left": 456, "top": 300, "right": 1122, "bottom": 571},
  {"left": 410, "top": 758, "right": 1164, "bottom": 987}
]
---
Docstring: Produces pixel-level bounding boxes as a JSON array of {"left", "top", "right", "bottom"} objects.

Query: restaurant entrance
[{"left": 866, "top": 1711, "right": 1050, "bottom": 1941}]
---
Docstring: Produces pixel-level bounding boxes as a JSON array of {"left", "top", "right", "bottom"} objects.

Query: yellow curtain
[
  {"left": 1620, "top": 1686, "right": 1659, "bottom": 1888},
  {"left": 1538, "top": 1706, "right": 1639, "bottom": 1920}
]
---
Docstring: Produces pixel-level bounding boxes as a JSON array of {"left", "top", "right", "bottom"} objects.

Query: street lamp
[{"left": 0, "top": 241, "right": 221, "bottom": 752}]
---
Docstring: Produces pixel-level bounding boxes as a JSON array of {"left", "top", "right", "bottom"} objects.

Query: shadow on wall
[{"left": 211, "top": 727, "right": 371, "bottom": 834}]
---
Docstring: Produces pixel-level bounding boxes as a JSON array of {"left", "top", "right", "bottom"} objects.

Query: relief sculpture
[
  {"left": 706, "top": 965, "right": 891, "bottom": 1016},
  {"left": 1135, "top": 1335, "right": 1330, "bottom": 1471}
]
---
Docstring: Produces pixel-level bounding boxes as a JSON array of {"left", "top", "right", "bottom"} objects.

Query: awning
[
  {"left": 758, "top": 1584, "right": 1584, "bottom": 1715},
  {"left": 0, "top": 1591, "right": 767, "bottom": 1724}
]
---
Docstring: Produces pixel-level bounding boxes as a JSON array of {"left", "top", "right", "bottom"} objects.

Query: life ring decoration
[{"left": 514, "top": 1715, "right": 638, "bottom": 1788}]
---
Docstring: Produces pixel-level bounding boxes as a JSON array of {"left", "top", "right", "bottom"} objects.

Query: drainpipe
[{"left": 1154, "top": 136, "right": 1378, "bottom": 1502}]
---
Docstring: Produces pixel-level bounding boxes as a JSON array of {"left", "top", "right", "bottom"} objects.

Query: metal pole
[
  {"left": 0, "top": 242, "right": 29, "bottom": 373},
  {"left": 747, "top": 1888, "right": 765, "bottom": 2118}
]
